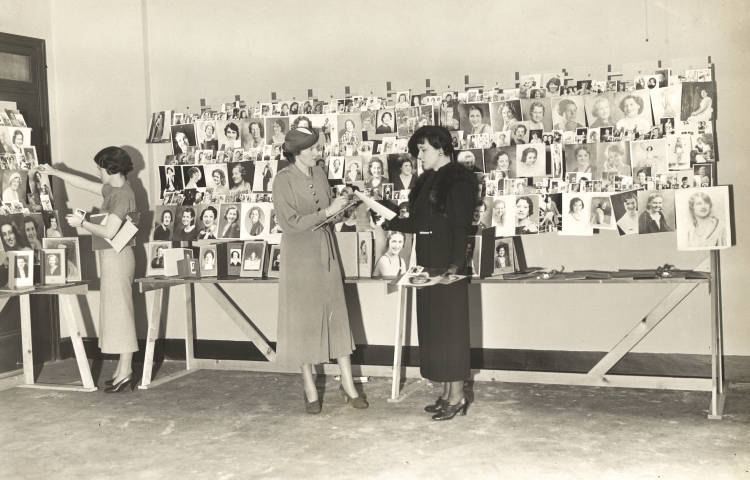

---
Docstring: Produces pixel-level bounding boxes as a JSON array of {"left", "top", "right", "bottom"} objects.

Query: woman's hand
[
  {"left": 36, "top": 164, "right": 58, "bottom": 176},
  {"left": 65, "top": 213, "right": 84, "bottom": 228},
  {"left": 325, "top": 194, "right": 350, "bottom": 217},
  {"left": 441, "top": 264, "right": 458, "bottom": 277}
]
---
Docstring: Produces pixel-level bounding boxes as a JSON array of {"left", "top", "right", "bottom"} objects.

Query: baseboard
[{"left": 58, "top": 338, "right": 750, "bottom": 383}]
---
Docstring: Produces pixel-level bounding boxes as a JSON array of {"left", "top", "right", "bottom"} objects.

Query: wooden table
[
  {"left": 388, "top": 257, "right": 726, "bottom": 420},
  {"left": 0, "top": 282, "right": 95, "bottom": 392}
]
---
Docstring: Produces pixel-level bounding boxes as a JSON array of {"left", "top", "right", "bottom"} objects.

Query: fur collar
[{"left": 409, "top": 162, "right": 478, "bottom": 214}]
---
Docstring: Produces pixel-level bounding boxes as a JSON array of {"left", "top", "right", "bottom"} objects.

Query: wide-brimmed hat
[{"left": 282, "top": 127, "right": 319, "bottom": 154}]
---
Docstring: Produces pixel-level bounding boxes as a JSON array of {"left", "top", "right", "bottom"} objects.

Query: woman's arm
[
  {"left": 68, "top": 212, "right": 123, "bottom": 240},
  {"left": 37, "top": 165, "right": 103, "bottom": 196},
  {"left": 272, "top": 174, "right": 347, "bottom": 234}
]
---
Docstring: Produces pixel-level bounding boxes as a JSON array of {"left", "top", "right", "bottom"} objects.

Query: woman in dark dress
[{"left": 381, "top": 125, "right": 477, "bottom": 420}]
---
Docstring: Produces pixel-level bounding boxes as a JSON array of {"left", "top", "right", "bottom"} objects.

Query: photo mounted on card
[
  {"left": 514, "top": 144, "right": 545, "bottom": 178},
  {"left": 373, "top": 108, "right": 396, "bottom": 137},
  {"left": 226, "top": 161, "right": 254, "bottom": 198},
  {"left": 561, "top": 193, "right": 593, "bottom": 236},
  {"left": 240, "top": 240, "right": 266, "bottom": 277},
  {"left": 693, "top": 163, "right": 713, "bottom": 187},
  {"left": 199, "top": 244, "right": 218, "bottom": 277},
  {"left": 589, "top": 195, "right": 615, "bottom": 229},
  {"left": 630, "top": 139, "right": 668, "bottom": 175},
  {"left": 551, "top": 97, "right": 585, "bottom": 131},
  {"left": 145, "top": 241, "right": 170, "bottom": 276},
  {"left": 336, "top": 113, "right": 363, "bottom": 148},
  {"left": 612, "top": 90, "right": 653, "bottom": 135},
  {"left": 327, "top": 156, "right": 344, "bottom": 181},
  {"left": 267, "top": 245, "right": 281, "bottom": 278},
  {"left": 611, "top": 190, "right": 639, "bottom": 235},
  {"left": 394, "top": 107, "right": 420, "bottom": 138},
  {"left": 242, "top": 118, "right": 265, "bottom": 149},
  {"left": 690, "top": 132, "right": 714, "bottom": 163},
  {"left": 240, "top": 203, "right": 271, "bottom": 240},
  {"left": 492, "top": 238, "right": 515, "bottom": 275},
  {"left": 252, "top": 160, "right": 277, "bottom": 193},
  {"left": 8, "top": 250, "right": 34, "bottom": 289},
  {"left": 194, "top": 120, "right": 219, "bottom": 151},
  {"left": 42, "top": 237, "right": 81, "bottom": 282},
  {"left": 342, "top": 156, "right": 363, "bottom": 184},
  {"left": 520, "top": 98, "right": 552, "bottom": 131},
  {"left": 159, "top": 165, "right": 182, "bottom": 199},
  {"left": 42, "top": 248, "right": 66, "bottom": 285},
  {"left": 675, "top": 186, "right": 731, "bottom": 251},
  {"left": 514, "top": 194, "right": 540, "bottom": 235},
  {"left": 181, "top": 165, "right": 205, "bottom": 190},
  {"left": 0, "top": 214, "right": 29, "bottom": 251},
  {"left": 649, "top": 86, "right": 682, "bottom": 125},
  {"left": 666, "top": 135, "right": 692, "bottom": 171},
  {"left": 680, "top": 82, "right": 715, "bottom": 123},
  {"left": 455, "top": 149, "right": 483, "bottom": 173},
  {"left": 538, "top": 193, "right": 562, "bottom": 232},
  {"left": 596, "top": 142, "right": 631, "bottom": 179},
  {"left": 1, "top": 170, "right": 28, "bottom": 205},
  {"left": 42, "top": 211, "right": 63, "bottom": 238},
  {"left": 637, "top": 190, "right": 675, "bottom": 234},
  {"left": 458, "top": 103, "right": 492, "bottom": 138},
  {"left": 170, "top": 123, "right": 197, "bottom": 156}
]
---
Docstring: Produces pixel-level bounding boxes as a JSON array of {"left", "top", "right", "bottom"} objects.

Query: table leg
[
  {"left": 184, "top": 283, "right": 196, "bottom": 369},
  {"left": 708, "top": 250, "right": 726, "bottom": 420},
  {"left": 389, "top": 286, "right": 408, "bottom": 401},
  {"left": 59, "top": 294, "right": 96, "bottom": 390},
  {"left": 139, "top": 287, "right": 166, "bottom": 389},
  {"left": 19, "top": 294, "right": 33, "bottom": 385}
]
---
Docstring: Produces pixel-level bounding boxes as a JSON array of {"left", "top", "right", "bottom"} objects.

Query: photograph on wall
[
  {"left": 564, "top": 144, "right": 596, "bottom": 177},
  {"left": 539, "top": 193, "right": 562, "bottom": 233},
  {"left": 0, "top": 126, "right": 31, "bottom": 155},
  {"left": 263, "top": 117, "right": 288, "bottom": 147},
  {"left": 394, "top": 107, "right": 420, "bottom": 138},
  {"left": 674, "top": 186, "right": 731, "bottom": 251},
  {"left": 170, "top": 123, "right": 197, "bottom": 156},
  {"left": 337, "top": 113, "right": 362, "bottom": 148},
  {"left": 203, "top": 163, "right": 230, "bottom": 197},
  {"left": 394, "top": 91, "right": 411, "bottom": 108},
  {"left": 455, "top": 149, "right": 484, "bottom": 173},
  {"left": 650, "top": 85, "right": 682, "bottom": 124},
  {"left": 542, "top": 73, "right": 563, "bottom": 96},
  {"left": 510, "top": 122, "right": 530, "bottom": 145},
  {"left": 612, "top": 90, "right": 653, "bottom": 135},
  {"left": 514, "top": 144, "right": 545, "bottom": 178},
  {"left": 372, "top": 231, "right": 409, "bottom": 278},
  {"left": 42, "top": 211, "right": 63, "bottom": 238},
  {"left": 561, "top": 193, "right": 593, "bottom": 236},
  {"left": 172, "top": 206, "right": 199, "bottom": 242},
  {"left": 240, "top": 203, "right": 270, "bottom": 239},
  {"left": 680, "top": 82, "right": 715, "bottom": 123},
  {"left": 611, "top": 190, "right": 640, "bottom": 236},
  {"left": 19, "top": 146, "right": 37, "bottom": 169},
  {"left": 637, "top": 189, "right": 675, "bottom": 234},
  {"left": 0, "top": 214, "right": 30, "bottom": 251},
  {"left": 472, "top": 197, "right": 493, "bottom": 231},
  {"left": 343, "top": 157, "right": 364, "bottom": 184},
  {"left": 372, "top": 108, "right": 396, "bottom": 138},
  {"left": 693, "top": 163, "right": 713, "bottom": 187},
  {"left": 23, "top": 213, "right": 44, "bottom": 250},
  {"left": 365, "top": 155, "right": 389, "bottom": 189},
  {"left": 520, "top": 98, "right": 553, "bottom": 131},
  {"left": 589, "top": 195, "right": 615, "bottom": 230},
  {"left": 242, "top": 118, "right": 265, "bottom": 149},
  {"left": 159, "top": 165, "right": 182, "bottom": 199},
  {"left": 145, "top": 241, "right": 171, "bottom": 276},
  {"left": 217, "top": 120, "right": 242, "bottom": 150},
  {"left": 1, "top": 170, "right": 28, "bottom": 205},
  {"left": 630, "top": 139, "right": 668, "bottom": 175},
  {"left": 666, "top": 135, "right": 692, "bottom": 170},
  {"left": 195, "top": 205, "right": 219, "bottom": 240},
  {"left": 458, "top": 103, "right": 492, "bottom": 138},
  {"left": 227, "top": 161, "right": 254, "bottom": 197},
  {"left": 42, "top": 248, "right": 66, "bottom": 285},
  {"left": 195, "top": 120, "right": 219, "bottom": 151},
  {"left": 551, "top": 97, "right": 586, "bottom": 131},
  {"left": 216, "top": 203, "right": 241, "bottom": 239},
  {"left": 327, "top": 156, "right": 344, "bottom": 181},
  {"left": 514, "top": 194, "right": 539, "bottom": 235},
  {"left": 181, "top": 165, "right": 206, "bottom": 190},
  {"left": 596, "top": 142, "right": 631, "bottom": 179},
  {"left": 199, "top": 244, "right": 218, "bottom": 277},
  {"left": 583, "top": 93, "right": 616, "bottom": 129},
  {"left": 42, "top": 237, "right": 81, "bottom": 282},
  {"left": 492, "top": 238, "right": 515, "bottom": 275},
  {"left": 690, "top": 132, "right": 714, "bottom": 163},
  {"left": 252, "top": 160, "right": 277, "bottom": 193}
]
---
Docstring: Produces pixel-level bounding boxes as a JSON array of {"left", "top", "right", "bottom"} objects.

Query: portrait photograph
[
  {"left": 145, "top": 241, "right": 171, "bottom": 276},
  {"left": 395, "top": 107, "right": 421, "bottom": 138},
  {"left": 267, "top": 245, "right": 281, "bottom": 278},
  {"left": 181, "top": 165, "right": 206, "bottom": 190},
  {"left": 551, "top": 96, "right": 586, "bottom": 132},
  {"left": 690, "top": 132, "right": 714, "bottom": 163},
  {"left": 667, "top": 135, "right": 692, "bottom": 171},
  {"left": 241, "top": 240, "right": 266, "bottom": 274},
  {"left": 242, "top": 118, "right": 266, "bottom": 149},
  {"left": 637, "top": 189, "right": 675, "bottom": 235},
  {"left": 550, "top": 143, "right": 564, "bottom": 179},
  {"left": 360, "top": 110, "right": 378, "bottom": 139},
  {"left": 439, "top": 103, "right": 461, "bottom": 131},
  {"left": 343, "top": 157, "right": 364, "bottom": 184},
  {"left": 199, "top": 245, "right": 218, "bottom": 277},
  {"left": 42, "top": 248, "right": 66, "bottom": 285},
  {"left": 20, "top": 146, "right": 37, "bottom": 169},
  {"left": 337, "top": 113, "right": 363, "bottom": 148},
  {"left": 252, "top": 160, "right": 277, "bottom": 193},
  {"left": 227, "top": 161, "right": 254, "bottom": 196},
  {"left": 629, "top": 139, "right": 668, "bottom": 174},
  {"left": 542, "top": 73, "right": 563, "bottom": 96},
  {"left": 374, "top": 108, "right": 396, "bottom": 137},
  {"left": 482, "top": 147, "right": 503, "bottom": 173},
  {"left": 561, "top": 193, "right": 593, "bottom": 236},
  {"left": 159, "top": 165, "right": 183, "bottom": 199},
  {"left": 365, "top": 155, "right": 390, "bottom": 189},
  {"left": 565, "top": 144, "right": 597, "bottom": 177},
  {"left": 595, "top": 142, "right": 632, "bottom": 179},
  {"left": 680, "top": 82, "right": 715, "bottom": 123},
  {"left": 489, "top": 195, "right": 515, "bottom": 237},
  {"left": 0, "top": 214, "right": 31, "bottom": 251},
  {"left": 611, "top": 190, "right": 640, "bottom": 235},
  {"left": 520, "top": 98, "right": 553, "bottom": 131},
  {"left": 514, "top": 144, "right": 545, "bottom": 178},
  {"left": 22, "top": 213, "right": 44, "bottom": 250},
  {"left": 327, "top": 156, "right": 344, "bottom": 181},
  {"left": 492, "top": 239, "right": 515, "bottom": 275},
  {"left": 42, "top": 211, "right": 63, "bottom": 238},
  {"left": 42, "top": 237, "right": 81, "bottom": 282},
  {"left": 589, "top": 195, "right": 615, "bottom": 230},
  {"left": 458, "top": 103, "right": 493, "bottom": 138},
  {"left": 455, "top": 149, "right": 484, "bottom": 172},
  {"left": 170, "top": 123, "right": 197, "bottom": 155},
  {"left": 228, "top": 244, "right": 243, "bottom": 273},
  {"left": 514, "top": 194, "right": 540, "bottom": 235},
  {"left": 8, "top": 250, "right": 34, "bottom": 288},
  {"left": 649, "top": 85, "right": 682, "bottom": 124},
  {"left": 394, "top": 90, "right": 411, "bottom": 108},
  {"left": 539, "top": 193, "right": 562, "bottom": 232},
  {"left": 195, "top": 120, "right": 219, "bottom": 151},
  {"left": 693, "top": 163, "right": 713, "bottom": 187},
  {"left": 0, "top": 126, "right": 31, "bottom": 154},
  {"left": 240, "top": 202, "right": 270, "bottom": 240},
  {"left": 583, "top": 93, "right": 616, "bottom": 130},
  {"left": 1, "top": 170, "right": 28, "bottom": 205},
  {"left": 674, "top": 186, "right": 732, "bottom": 251},
  {"left": 202, "top": 163, "right": 230, "bottom": 197},
  {"left": 612, "top": 90, "right": 654, "bottom": 135},
  {"left": 263, "top": 117, "right": 289, "bottom": 147}
]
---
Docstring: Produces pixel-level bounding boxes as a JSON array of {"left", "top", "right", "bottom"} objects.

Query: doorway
[{"left": 0, "top": 31, "right": 56, "bottom": 375}]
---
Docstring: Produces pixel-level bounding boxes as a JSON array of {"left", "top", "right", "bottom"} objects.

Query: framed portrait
[
  {"left": 199, "top": 244, "right": 218, "bottom": 277},
  {"left": 675, "top": 186, "right": 732, "bottom": 251},
  {"left": 8, "top": 250, "right": 34, "bottom": 289},
  {"left": 492, "top": 239, "right": 515, "bottom": 275},
  {"left": 240, "top": 203, "right": 270, "bottom": 240},
  {"left": 266, "top": 245, "right": 281, "bottom": 278},
  {"left": 42, "top": 237, "right": 81, "bottom": 282},
  {"left": 42, "top": 248, "right": 66, "bottom": 285},
  {"left": 145, "top": 241, "right": 171, "bottom": 276},
  {"left": 240, "top": 240, "right": 266, "bottom": 278}
]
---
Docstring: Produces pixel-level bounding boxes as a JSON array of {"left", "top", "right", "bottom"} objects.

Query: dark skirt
[{"left": 415, "top": 279, "right": 470, "bottom": 382}]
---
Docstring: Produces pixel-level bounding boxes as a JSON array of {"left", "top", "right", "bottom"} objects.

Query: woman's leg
[
  {"left": 336, "top": 355, "right": 360, "bottom": 398},
  {"left": 301, "top": 364, "right": 318, "bottom": 401},
  {"left": 446, "top": 380, "right": 464, "bottom": 404},
  {"left": 441, "top": 382, "right": 449, "bottom": 400},
  {"left": 115, "top": 352, "right": 133, "bottom": 381}
]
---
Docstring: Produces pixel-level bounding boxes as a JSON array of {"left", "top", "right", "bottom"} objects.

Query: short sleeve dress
[
  {"left": 272, "top": 164, "right": 354, "bottom": 367},
  {"left": 98, "top": 182, "right": 138, "bottom": 354}
]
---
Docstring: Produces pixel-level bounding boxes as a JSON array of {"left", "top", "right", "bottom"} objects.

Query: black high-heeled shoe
[
  {"left": 431, "top": 398, "right": 468, "bottom": 421},
  {"left": 104, "top": 375, "right": 134, "bottom": 393},
  {"left": 424, "top": 397, "right": 449, "bottom": 413},
  {"left": 103, "top": 378, "right": 116, "bottom": 387},
  {"left": 339, "top": 385, "right": 369, "bottom": 409},
  {"left": 304, "top": 392, "right": 321, "bottom": 414}
]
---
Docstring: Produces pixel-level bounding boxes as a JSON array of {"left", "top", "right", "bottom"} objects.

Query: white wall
[{"left": 2, "top": 0, "right": 748, "bottom": 355}]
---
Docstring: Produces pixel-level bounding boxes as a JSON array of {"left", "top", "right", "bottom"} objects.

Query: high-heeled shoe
[
  {"left": 339, "top": 385, "right": 369, "bottom": 409},
  {"left": 424, "top": 397, "right": 449, "bottom": 413},
  {"left": 104, "top": 375, "right": 134, "bottom": 393},
  {"left": 304, "top": 393, "right": 321, "bottom": 414},
  {"left": 103, "top": 378, "right": 115, "bottom": 386},
  {"left": 431, "top": 398, "right": 468, "bottom": 421}
]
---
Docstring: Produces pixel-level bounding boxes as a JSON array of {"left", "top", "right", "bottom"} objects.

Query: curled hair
[
  {"left": 568, "top": 196, "right": 583, "bottom": 213},
  {"left": 495, "top": 242, "right": 508, "bottom": 255},
  {"left": 530, "top": 101, "right": 545, "bottom": 114},
  {"left": 161, "top": 209, "right": 173, "bottom": 222},
  {"left": 211, "top": 168, "right": 226, "bottom": 185},
  {"left": 94, "top": 146, "right": 133, "bottom": 176},
  {"left": 688, "top": 192, "right": 713, "bottom": 225},
  {"left": 606, "top": 143, "right": 625, "bottom": 157},
  {"left": 182, "top": 207, "right": 196, "bottom": 221},
  {"left": 520, "top": 147, "right": 537, "bottom": 164},
  {"left": 380, "top": 111, "right": 393, "bottom": 123},
  {"left": 556, "top": 99, "right": 576, "bottom": 116},
  {"left": 386, "top": 230, "right": 405, "bottom": 247},
  {"left": 574, "top": 145, "right": 590, "bottom": 157},
  {"left": 468, "top": 104, "right": 484, "bottom": 118},
  {"left": 368, "top": 156, "right": 384, "bottom": 175},
  {"left": 187, "top": 166, "right": 201, "bottom": 179},
  {"left": 224, "top": 122, "right": 240, "bottom": 136},
  {"left": 619, "top": 94, "right": 644, "bottom": 114},
  {"left": 201, "top": 205, "right": 217, "bottom": 220},
  {"left": 407, "top": 125, "right": 454, "bottom": 159}
]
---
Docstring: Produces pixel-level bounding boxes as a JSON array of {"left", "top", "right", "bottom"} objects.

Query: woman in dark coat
[{"left": 381, "top": 125, "right": 477, "bottom": 420}]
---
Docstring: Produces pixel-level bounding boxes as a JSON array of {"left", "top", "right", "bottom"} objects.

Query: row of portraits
[
  {"left": 472, "top": 186, "right": 731, "bottom": 250},
  {"left": 151, "top": 203, "right": 281, "bottom": 242}
]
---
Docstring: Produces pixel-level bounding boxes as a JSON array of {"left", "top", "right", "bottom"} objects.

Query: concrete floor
[{"left": 1, "top": 359, "right": 749, "bottom": 480}]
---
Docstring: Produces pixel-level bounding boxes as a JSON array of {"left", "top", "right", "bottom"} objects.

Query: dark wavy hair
[
  {"left": 407, "top": 125, "right": 454, "bottom": 159},
  {"left": 94, "top": 146, "right": 133, "bottom": 176}
]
